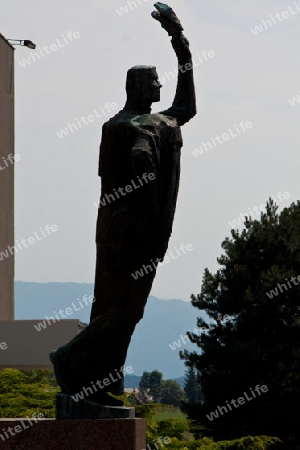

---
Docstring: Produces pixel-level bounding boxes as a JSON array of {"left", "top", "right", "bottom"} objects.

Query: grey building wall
[
  {"left": 0, "top": 36, "right": 81, "bottom": 369},
  {"left": 0, "top": 34, "right": 14, "bottom": 321},
  {"left": 0, "top": 320, "right": 80, "bottom": 368}
]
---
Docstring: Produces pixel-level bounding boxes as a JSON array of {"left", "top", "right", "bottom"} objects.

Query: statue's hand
[{"left": 151, "top": 2, "right": 183, "bottom": 36}]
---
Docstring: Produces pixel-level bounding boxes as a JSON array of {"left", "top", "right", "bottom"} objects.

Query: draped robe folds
[{"left": 51, "top": 111, "right": 183, "bottom": 396}]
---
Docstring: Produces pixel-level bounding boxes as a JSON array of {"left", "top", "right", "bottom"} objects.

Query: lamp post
[{"left": 7, "top": 39, "right": 36, "bottom": 49}]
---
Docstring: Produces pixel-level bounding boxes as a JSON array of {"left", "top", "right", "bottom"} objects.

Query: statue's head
[{"left": 126, "top": 65, "right": 162, "bottom": 104}]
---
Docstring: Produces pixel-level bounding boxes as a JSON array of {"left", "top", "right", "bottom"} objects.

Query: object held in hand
[{"left": 151, "top": 2, "right": 184, "bottom": 36}]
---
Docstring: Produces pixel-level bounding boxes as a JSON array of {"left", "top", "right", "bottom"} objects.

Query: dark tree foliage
[
  {"left": 139, "top": 371, "right": 152, "bottom": 403},
  {"left": 181, "top": 200, "right": 300, "bottom": 447},
  {"left": 149, "top": 370, "right": 164, "bottom": 403},
  {"left": 160, "top": 379, "right": 187, "bottom": 407},
  {"left": 139, "top": 370, "right": 186, "bottom": 406},
  {"left": 184, "top": 366, "right": 203, "bottom": 404},
  {"left": 139, "top": 370, "right": 163, "bottom": 402}
]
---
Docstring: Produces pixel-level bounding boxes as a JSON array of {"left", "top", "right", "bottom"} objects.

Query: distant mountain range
[{"left": 14, "top": 281, "right": 206, "bottom": 379}]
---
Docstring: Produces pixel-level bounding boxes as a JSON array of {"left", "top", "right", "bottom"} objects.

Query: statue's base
[
  {"left": 56, "top": 393, "right": 135, "bottom": 419},
  {"left": 0, "top": 418, "right": 146, "bottom": 450}
]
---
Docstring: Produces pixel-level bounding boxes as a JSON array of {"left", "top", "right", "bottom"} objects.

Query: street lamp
[{"left": 7, "top": 39, "right": 36, "bottom": 49}]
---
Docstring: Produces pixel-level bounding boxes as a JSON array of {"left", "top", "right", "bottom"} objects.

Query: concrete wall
[
  {"left": 0, "top": 320, "right": 80, "bottom": 368},
  {"left": 0, "top": 34, "right": 14, "bottom": 321},
  {"left": 0, "top": 38, "right": 82, "bottom": 370}
]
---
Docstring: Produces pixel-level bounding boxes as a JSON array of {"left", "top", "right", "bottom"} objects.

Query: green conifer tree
[{"left": 181, "top": 200, "right": 300, "bottom": 447}]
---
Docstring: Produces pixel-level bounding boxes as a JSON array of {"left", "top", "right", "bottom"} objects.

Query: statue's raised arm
[{"left": 152, "top": 2, "right": 196, "bottom": 125}]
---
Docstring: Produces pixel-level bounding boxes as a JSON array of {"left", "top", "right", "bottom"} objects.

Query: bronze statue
[{"left": 50, "top": 2, "right": 196, "bottom": 411}]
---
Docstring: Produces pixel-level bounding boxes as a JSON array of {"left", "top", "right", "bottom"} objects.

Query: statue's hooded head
[{"left": 125, "top": 65, "right": 162, "bottom": 107}]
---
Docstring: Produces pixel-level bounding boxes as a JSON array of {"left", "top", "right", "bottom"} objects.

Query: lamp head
[{"left": 23, "top": 40, "right": 36, "bottom": 49}]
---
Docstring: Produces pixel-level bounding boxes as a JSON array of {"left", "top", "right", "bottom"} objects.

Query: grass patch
[{"left": 154, "top": 405, "right": 187, "bottom": 421}]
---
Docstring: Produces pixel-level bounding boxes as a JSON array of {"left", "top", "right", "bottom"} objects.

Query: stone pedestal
[
  {"left": 56, "top": 393, "right": 135, "bottom": 419},
  {"left": 0, "top": 418, "right": 146, "bottom": 450}
]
